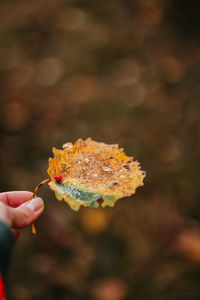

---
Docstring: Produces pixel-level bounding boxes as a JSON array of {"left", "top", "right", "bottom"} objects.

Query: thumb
[{"left": 11, "top": 197, "right": 44, "bottom": 229}]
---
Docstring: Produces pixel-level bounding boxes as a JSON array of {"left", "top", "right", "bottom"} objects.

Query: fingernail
[{"left": 25, "top": 198, "right": 43, "bottom": 212}]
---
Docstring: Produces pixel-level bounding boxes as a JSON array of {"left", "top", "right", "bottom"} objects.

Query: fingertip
[
  {"left": 24, "top": 197, "right": 44, "bottom": 212},
  {"left": 12, "top": 197, "right": 45, "bottom": 229}
]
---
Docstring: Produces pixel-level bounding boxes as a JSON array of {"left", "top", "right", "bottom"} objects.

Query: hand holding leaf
[{"left": 32, "top": 138, "right": 145, "bottom": 233}]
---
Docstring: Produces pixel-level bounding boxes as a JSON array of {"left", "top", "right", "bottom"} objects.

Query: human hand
[{"left": 0, "top": 191, "right": 44, "bottom": 237}]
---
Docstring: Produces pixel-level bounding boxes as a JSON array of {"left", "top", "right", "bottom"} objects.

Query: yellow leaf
[{"left": 47, "top": 138, "right": 146, "bottom": 210}]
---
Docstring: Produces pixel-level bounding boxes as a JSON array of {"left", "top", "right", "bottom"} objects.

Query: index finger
[{"left": 0, "top": 191, "right": 33, "bottom": 208}]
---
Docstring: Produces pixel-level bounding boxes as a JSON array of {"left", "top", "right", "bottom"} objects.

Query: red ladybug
[{"left": 55, "top": 175, "right": 63, "bottom": 182}]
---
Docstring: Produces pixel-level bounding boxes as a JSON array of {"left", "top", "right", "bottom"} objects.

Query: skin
[{"left": 0, "top": 191, "right": 44, "bottom": 238}]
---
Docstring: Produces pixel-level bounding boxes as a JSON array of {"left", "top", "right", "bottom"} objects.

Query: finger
[
  {"left": 0, "top": 191, "right": 33, "bottom": 208},
  {"left": 0, "top": 201, "right": 12, "bottom": 227},
  {"left": 11, "top": 197, "right": 44, "bottom": 229}
]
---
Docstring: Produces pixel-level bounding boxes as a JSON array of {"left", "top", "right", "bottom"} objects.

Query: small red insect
[{"left": 55, "top": 175, "right": 63, "bottom": 182}]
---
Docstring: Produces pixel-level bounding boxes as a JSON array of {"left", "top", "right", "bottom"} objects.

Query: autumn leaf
[{"left": 47, "top": 138, "right": 145, "bottom": 211}]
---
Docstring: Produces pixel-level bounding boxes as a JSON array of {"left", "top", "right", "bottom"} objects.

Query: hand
[{"left": 0, "top": 191, "right": 44, "bottom": 236}]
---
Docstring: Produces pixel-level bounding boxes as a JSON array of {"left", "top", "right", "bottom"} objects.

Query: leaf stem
[
  {"left": 33, "top": 178, "right": 51, "bottom": 198},
  {"left": 31, "top": 178, "right": 51, "bottom": 235}
]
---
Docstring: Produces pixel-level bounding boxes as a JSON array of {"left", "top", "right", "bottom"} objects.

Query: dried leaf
[{"left": 47, "top": 138, "right": 145, "bottom": 210}]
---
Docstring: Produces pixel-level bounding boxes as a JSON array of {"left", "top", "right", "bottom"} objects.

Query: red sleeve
[
  {"left": 0, "top": 275, "right": 5, "bottom": 300},
  {"left": 0, "top": 221, "right": 14, "bottom": 300}
]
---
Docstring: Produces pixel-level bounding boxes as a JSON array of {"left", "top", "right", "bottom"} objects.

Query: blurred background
[{"left": 0, "top": 0, "right": 200, "bottom": 299}]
